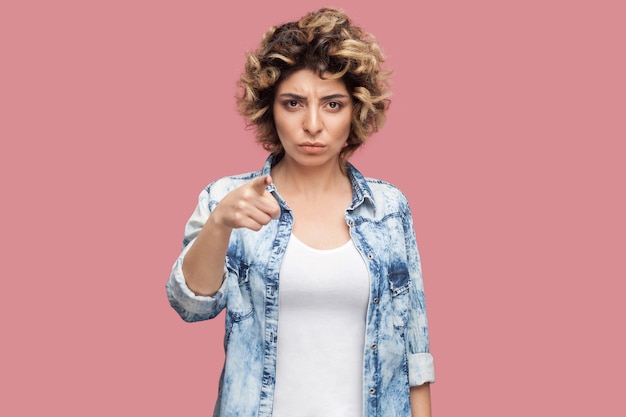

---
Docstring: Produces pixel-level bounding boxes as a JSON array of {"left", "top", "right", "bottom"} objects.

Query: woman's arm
[
  {"left": 410, "top": 383, "right": 432, "bottom": 417},
  {"left": 400, "top": 197, "right": 434, "bottom": 415},
  {"left": 182, "top": 213, "right": 233, "bottom": 296},
  {"left": 182, "top": 175, "right": 280, "bottom": 296}
]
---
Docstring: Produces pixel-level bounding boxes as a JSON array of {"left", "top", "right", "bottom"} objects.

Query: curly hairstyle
[{"left": 237, "top": 8, "right": 392, "bottom": 163}]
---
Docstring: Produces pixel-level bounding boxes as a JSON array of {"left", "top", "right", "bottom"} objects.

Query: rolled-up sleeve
[
  {"left": 165, "top": 188, "right": 228, "bottom": 322},
  {"left": 402, "top": 201, "right": 436, "bottom": 386},
  {"left": 407, "top": 352, "right": 435, "bottom": 386}
]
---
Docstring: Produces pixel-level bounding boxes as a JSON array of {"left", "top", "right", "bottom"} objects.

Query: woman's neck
[{"left": 271, "top": 157, "right": 349, "bottom": 199}]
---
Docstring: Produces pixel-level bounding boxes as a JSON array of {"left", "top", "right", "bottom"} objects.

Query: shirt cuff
[
  {"left": 408, "top": 352, "right": 435, "bottom": 386},
  {"left": 166, "top": 254, "right": 227, "bottom": 320}
]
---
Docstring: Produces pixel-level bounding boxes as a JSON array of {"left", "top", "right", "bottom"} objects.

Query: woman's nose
[{"left": 302, "top": 108, "right": 322, "bottom": 136}]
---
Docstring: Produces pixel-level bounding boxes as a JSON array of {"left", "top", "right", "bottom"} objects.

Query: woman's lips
[{"left": 299, "top": 143, "right": 325, "bottom": 154}]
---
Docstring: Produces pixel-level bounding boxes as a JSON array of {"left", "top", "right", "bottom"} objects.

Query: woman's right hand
[
  {"left": 210, "top": 175, "right": 281, "bottom": 231},
  {"left": 182, "top": 175, "right": 280, "bottom": 296}
]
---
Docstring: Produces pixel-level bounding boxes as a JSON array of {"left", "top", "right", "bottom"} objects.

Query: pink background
[{"left": 2, "top": 0, "right": 624, "bottom": 415}]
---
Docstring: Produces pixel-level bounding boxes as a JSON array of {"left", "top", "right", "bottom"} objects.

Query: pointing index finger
[{"left": 251, "top": 175, "right": 272, "bottom": 196}]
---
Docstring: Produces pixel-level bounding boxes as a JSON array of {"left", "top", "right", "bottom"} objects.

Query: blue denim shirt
[{"left": 166, "top": 156, "right": 435, "bottom": 417}]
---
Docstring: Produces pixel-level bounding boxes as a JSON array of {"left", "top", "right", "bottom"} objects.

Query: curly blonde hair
[{"left": 237, "top": 8, "right": 392, "bottom": 162}]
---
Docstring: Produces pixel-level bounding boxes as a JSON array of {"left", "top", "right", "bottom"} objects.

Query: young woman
[{"left": 167, "top": 8, "right": 435, "bottom": 417}]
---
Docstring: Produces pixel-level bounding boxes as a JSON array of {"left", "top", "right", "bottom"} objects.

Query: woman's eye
[
  {"left": 327, "top": 101, "right": 342, "bottom": 110},
  {"left": 285, "top": 100, "right": 299, "bottom": 108}
]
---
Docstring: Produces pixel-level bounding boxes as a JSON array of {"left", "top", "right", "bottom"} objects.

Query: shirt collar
[
  {"left": 346, "top": 161, "right": 376, "bottom": 211},
  {"left": 261, "top": 155, "right": 376, "bottom": 211}
]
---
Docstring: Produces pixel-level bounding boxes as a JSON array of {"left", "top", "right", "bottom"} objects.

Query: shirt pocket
[
  {"left": 225, "top": 258, "right": 255, "bottom": 323},
  {"left": 388, "top": 268, "right": 410, "bottom": 330}
]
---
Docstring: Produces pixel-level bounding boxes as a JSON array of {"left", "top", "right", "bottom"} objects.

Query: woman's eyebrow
[{"left": 277, "top": 93, "right": 349, "bottom": 101}]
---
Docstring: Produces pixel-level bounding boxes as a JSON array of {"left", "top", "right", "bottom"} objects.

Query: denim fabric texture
[{"left": 166, "top": 155, "right": 435, "bottom": 417}]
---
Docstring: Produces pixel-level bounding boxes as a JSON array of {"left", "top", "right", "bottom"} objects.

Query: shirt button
[
  {"left": 373, "top": 297, "right": 379, "bottom": 304},
  {"left": 369, "top": 387, "right": 376, "bottom": 394},
  {"left": 367, "top": 253, "right": 374, "bottom": 260},
  {"left": 347, "top": 219, "right": 355, "bottom": 227},
  {"left": 371, "top": 343, "right": 377, "bottom": 350}
]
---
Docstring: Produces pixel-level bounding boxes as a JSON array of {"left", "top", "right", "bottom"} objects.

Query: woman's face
[{"left": 273, "top": 69, "right": 353, "bottom": 169}]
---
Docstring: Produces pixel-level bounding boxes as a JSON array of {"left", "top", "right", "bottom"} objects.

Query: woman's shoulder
[
  {"left": 364, "top": 176, "right": 405, "bottom": 195},
  {"left": 355, "top": 171, "right": 409, "bottom": 201},
  {"left": 348, "top": 164, "right": 411, "bottom": 212},
  {"left": 366, "top": 177, "right": 410, "bottom": 207},
  {"left": 202, "top": 156, "right": 273, "bottom": 197},
  {"left": 202, "top": 167, "right": 264, "bottom": 198}
]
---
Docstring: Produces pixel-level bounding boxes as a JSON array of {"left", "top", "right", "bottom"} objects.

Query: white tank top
[{"left": 272, "top": 234, "right": 370, "bottom": 417}]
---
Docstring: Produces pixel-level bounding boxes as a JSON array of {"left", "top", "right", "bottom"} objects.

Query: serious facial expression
[{"left": 273, "top": 69, "right": 353, "bottom": 169}]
